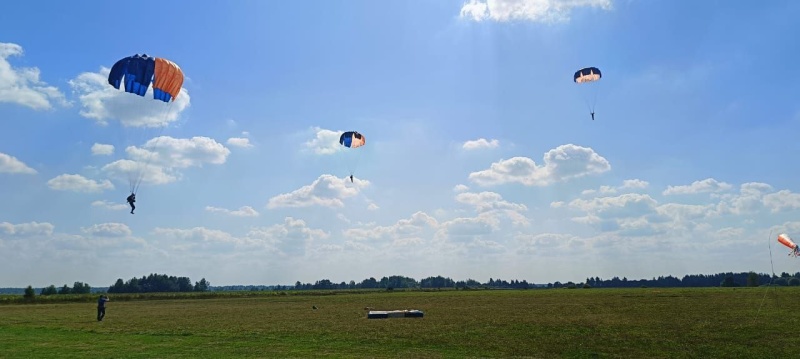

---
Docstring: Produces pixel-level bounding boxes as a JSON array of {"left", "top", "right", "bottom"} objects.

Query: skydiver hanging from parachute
[
  {"left": 127, "top": 193, "right": 136, "bottom": 214},
  {"left": 573, "top": 67, "right": 602, "bottom": 121},
  {"left": 106, "top": 53, "right": 185, "bottom": 214},
  {"left": 339, "top": 131, "right": 366, "bottom": 183}
]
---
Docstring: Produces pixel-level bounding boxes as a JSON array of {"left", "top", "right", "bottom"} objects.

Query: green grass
[{"left": 0, "top": 287, "right": 796, "bottom": 358}]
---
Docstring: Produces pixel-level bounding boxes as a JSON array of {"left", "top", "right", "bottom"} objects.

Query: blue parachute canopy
[
  {"left": 107, "top": 54, "right": 156, "bottom": 97},
  {"left": 573, "top": 67, "right": 602, "bottom": 83}
]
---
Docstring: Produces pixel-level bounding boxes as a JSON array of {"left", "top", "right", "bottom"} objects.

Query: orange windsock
[{"left": 778, "top": 233, "right": 797, "bottom": 249}]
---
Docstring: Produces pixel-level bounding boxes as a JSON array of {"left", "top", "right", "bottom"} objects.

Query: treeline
[
  {"left": 107, "top": 273, "right": 210, "bottom": 293},
  {"left": 38, "top": 281, "right": 93, "bottom": 296},
  {"left": 576, "top": 271, "right": 800, "bottom": 289},
  {"left": 293, "top": 275, "right": 535, "bottom": 290}
]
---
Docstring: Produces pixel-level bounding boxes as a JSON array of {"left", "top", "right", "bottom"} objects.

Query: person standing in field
[{"left": 97, "top": 295, "right": 109, "bottom": 321}]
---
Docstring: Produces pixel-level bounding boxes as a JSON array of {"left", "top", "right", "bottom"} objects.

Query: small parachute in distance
[
  {"left": 339, "top": 131, "right": 366, "bottom": 148},
  {"left": 339, "top": 131, "right": 366, "bottom": 182},
  {"left": 777, "top": 233, "right": 800, "bottom": 257},
  {"left": 573, "top": 66, "right": 602, "bottom": 121},
  {"left": 573, "top": 67, "right": 602, "bottom": 84}
]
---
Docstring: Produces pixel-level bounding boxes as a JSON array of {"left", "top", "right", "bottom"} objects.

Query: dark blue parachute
[{"left": 108, "top": 54, "right": 156, "bottom": 98}]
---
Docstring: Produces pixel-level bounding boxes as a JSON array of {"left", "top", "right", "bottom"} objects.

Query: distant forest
[{"left": 3, "top": 271, "right": 799, "bottom": 295}]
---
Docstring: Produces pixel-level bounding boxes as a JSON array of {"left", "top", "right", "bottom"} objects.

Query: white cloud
[
  {"left": 0, "top": 152, "right": 37, "bottom": 174},
  {"left": 81, "top": 223, "right": 132, "bottom": 237},
  {"left": 101, "top": 136, "right": 230, "bottom": 188},
  {"left": 91, "top": 200, "right": 129, "bottom": 211},
  {"left": 622, "top": 179, "right": 649, "bottom": 190},
  {"left": 663, "top": 178, "right": 733, "bottom": 195},
  {"left": 455, "top": 191, "right": 528, "bottom": 213},
  {"left": 47, "top": 174, "right": 114, "bottom": 193},
  {"left": 226, "top": 137, "right": 253, "bottom": 148},
  {"left": 0, "top": 221, "right": 54, "bottom": 237},
  {"left": 69, "top": 66, "right": 190, "bottom": 127},
  {"left": 126, "top": 136, "right": 231, "bottom": 168},
  {"left": 101, "top": 159, "right": 180, "bottom": 186},
  {"left": 582, "top": 179, "right": 650, "bottom": 197},
  {"left": 453, "top": 184, "right": 470, "bottom": 192},
  {"left": 367, "top": 203, "right": 380, "bottom": 211},
  {"left": 304, "top": 127, "right": 342, "bottom": 155},
  {"left": 459, "top": 0, "right": 613, "bottom": 23},
  {"left": 91, "top": 143, "right": 114, "bottom": 156},
  {"left": 0, "top": 42, "right": 69, "bottom": 111},
  {"left": 462, "top": 138, "right": 499, "bottom": 150},
  {"left": 267, "top": 174, "right": 369, "bottom": 208},
  {"left": 205, "top": 205, "right": 260, "bottom": 217},
  {"left": 469, "top": 143, "right": 610, "bottom": 186}
]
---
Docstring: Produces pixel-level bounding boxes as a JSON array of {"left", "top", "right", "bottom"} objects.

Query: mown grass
[{"left": 0, "top": 287, "right": 796, "bottom": 358}]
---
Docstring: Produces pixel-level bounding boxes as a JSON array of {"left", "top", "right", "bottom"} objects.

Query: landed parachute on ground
[
  {"left": 339, "top": 131, "right": 366, "bottom": 180},
  {"left": 106, "top": 54, "right": 185, "bottom": 195},
  {"left": 778, "top": 233, "right": 800, "bottom": 257},
  {"left": 573, "top": 66, "right": 602, "bottom": 120}
]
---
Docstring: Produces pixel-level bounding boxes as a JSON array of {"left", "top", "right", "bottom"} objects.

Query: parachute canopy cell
[
  {"left": 574, "top": 67, "right": 602, "bottom": 84},
  {"left": 107, "top": 54, "right": 185, "bottom": 102},
  {"left": 339, "top": 131, "right": 366, "bottom": 148}
]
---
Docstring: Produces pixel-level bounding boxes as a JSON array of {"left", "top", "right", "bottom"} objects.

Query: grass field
[{"left": 0, "top": 287, "right": 797, "bottom": 358}]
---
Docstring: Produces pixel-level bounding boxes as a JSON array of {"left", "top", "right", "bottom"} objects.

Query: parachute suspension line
[
  {"left": 131, "top": 102, "right": 175, "bottom": 195},
  {"left": 755, "top": 230, "right": 776, "bottom": 323}
]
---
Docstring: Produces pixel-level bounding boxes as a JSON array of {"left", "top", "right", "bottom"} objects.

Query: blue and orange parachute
[
  {"left": 338, "top": 131, "right": 366, "bottom": 178},
  {"left": 573, "top": 66, "right": 602, "bottom": 120},
  {"left": 339, "top": 131, "right": 366, "bottom": 149},
  {"left": 107, "top": 54, "right": 184, "bottom": 103},
  {"left": 105, "top": 54, "right": 185, "bottom": 195}
]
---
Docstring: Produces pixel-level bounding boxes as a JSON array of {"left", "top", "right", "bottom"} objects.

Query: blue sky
[{"left": 2, "top": 0, "right": 800, "bottom": 287}]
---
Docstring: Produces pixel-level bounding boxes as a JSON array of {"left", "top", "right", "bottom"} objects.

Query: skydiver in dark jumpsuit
[{"left": 126, "top": 193, "right": 136, "bottom": 214}]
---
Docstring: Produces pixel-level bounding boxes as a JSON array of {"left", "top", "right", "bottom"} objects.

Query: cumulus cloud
[
  {"left": 469, "top": 144, "right": 610, "bottom": 186},
  {"left": 582, "top": 179, "right": 650, "bottom": 196},
  {"left": 267, "top": 174, "right": 369, "bottom": 209},
  {"left": 154, "top": 217, "right": 329, "bottom": 256},
  {"left": 453, "top": 184, "right": 470, "bottom": 192},
  {"left": 304, "top": 127, "right": 343, "bottom": 155},
  {"left": 47, "top": 174, "right": 114, "bottom": 193},
  {"left": 0, "top": 152, "right": 37, "bottom": 174},
  {"left": 205, "top": 205, "right": 260, "bottom": 217},
  {"left": 101, "top": 159, "right": 180, "bottom": 186},
  {"left": 91, "top": 143, "right": 114, "bottom": 156},
  {"left": 101, "top": 136, "right": 230, "bottom": 187},
  {"left": 81, "top": 223, "right": 132, "bottom": 237},
  {"left": 0, "top": 42, "right": 69, "bottom": 110},
  {"left": 663, "top": 178, "right": 733, "bottom": 195},
  {"left": 227, "top": 137, "right": 253, "bottom": 148},
  {"left": 91, "top": 200, "right": 129, "bottom": 211},
  {"left": 227, "top": 131, "right": 253, "bottom": 149},
  {"left": 459, "top": 0, "right": 613, "bottom": 23},
  {"left": 126, "top": 136, "right": 231, "bottom": 168},
  {"left": 455, "top": 191, "right": 528, "bottom": 213},
  {"left": 69, "top": 66, "right": 190, "bottom": 127},
  {"left": 0, "top": 221, "right": 54, "bottom": 237},
  {"left": 462, "top": 138, "right": 499, "bottom": 150}
]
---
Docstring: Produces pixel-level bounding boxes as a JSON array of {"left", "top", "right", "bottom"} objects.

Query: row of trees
[
  {"left": 38, "top": 281, "right": 93, "bottom": 296},
  {"left": 14, "top": 271, "right": 800, "bottom": 298},
  {"left": 107, "top": 273, "right": 210, "bottom": 293},
  {"left": 293, "top": 275, "right": 535, "bottom": 290}
]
